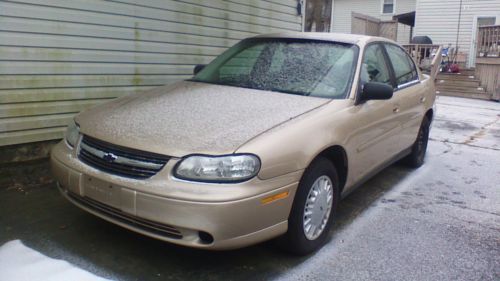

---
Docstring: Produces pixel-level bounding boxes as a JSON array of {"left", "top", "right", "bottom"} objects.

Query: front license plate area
[{"left": 83, "top": 175, "right": 121, "bottom": 209}]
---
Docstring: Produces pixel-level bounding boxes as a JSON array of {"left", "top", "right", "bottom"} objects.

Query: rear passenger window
[
  {"left": 360, "top": 44, "right": 392, "bottom": 86},
  {"left": 384, "top": 44, "right": 419, "bottom": 86}
]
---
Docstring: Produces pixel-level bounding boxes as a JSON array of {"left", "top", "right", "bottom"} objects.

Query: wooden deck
[{"left": 476, "top": 25, "right": 500, "bottom": 101}]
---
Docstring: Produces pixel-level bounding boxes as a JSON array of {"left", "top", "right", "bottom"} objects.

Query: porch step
[
  {"left": 437, "top": 73, "right": 477, "bottom": 80},
  {"left": 434, "top": 68, "right": 493, "bottom": 100},
  {"left": 436, "top": 90, "right": 492, "bottom": 100},
  {"left": 436, "top": 85, "right": 487, "bottom": 94},
  {"left": 436, "top": 79, "right": 481, "bottom": 87},
  {"left": 457, "top": 69, "right": 476, "bottom": 76},
  {"left": 439, "top": 68, "right": 476, "bottom": 76}
]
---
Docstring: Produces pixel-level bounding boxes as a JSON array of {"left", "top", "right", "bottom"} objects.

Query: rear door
[{"left": 383, "top": 43, "right": 425, "bottom": 151}]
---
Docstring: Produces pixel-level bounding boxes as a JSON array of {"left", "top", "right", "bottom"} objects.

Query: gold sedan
[{"left": 51, "top": 32, "right": 436, "bottom": 255}]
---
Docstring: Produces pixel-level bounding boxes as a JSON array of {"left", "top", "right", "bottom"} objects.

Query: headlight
[
  {"left": 65, "top": 119, "right": 80, "bottom": 147},
  {"left": 174, "top": 154, "right": 260, "bottom": 183}
]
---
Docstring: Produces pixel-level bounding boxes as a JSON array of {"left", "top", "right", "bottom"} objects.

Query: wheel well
[
  {"left": 425, "top": 108, "right": 433, "bottom": 123},
  {"left": 317, "top": 146, "right": 348, "bottom": 193}
]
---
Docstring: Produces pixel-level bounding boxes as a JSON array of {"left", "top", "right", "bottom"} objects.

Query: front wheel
[
  {"left": 404, "top": 116, "right": 430, "bottom": 168},
  {"left": 277, "top": 157, "right": 340, "bottom": 255}
]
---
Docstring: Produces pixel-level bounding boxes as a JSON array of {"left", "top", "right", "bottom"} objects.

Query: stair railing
[
  {"left": 403, "top": 44, "right": 442, "bottom": 80},
  {"left": 477, "top": 25, "right": 500, "bottom": 58},
  {"left": 430, "top": 46, "right": 443, "bottom": 80}
]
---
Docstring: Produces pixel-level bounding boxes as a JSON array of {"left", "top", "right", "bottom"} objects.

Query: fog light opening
[{"left": 198, "top": 231, "right": 214, "bottom": 244}]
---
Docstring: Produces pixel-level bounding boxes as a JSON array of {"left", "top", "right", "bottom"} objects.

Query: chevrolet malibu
[{"left": 51, "top": 32, "right": 436, "bottom": 255}]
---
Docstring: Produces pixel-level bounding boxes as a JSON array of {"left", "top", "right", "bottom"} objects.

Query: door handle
[
  {"left": 420, "top": 96, "right": 426, "bottom": 103},
  {"left": 393, "top": 106, "right": 400, "bottom": 113}
]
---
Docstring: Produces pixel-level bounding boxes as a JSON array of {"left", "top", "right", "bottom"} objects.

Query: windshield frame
[{"left": 189, "top": 38, "right": 360, "bottom": 100}]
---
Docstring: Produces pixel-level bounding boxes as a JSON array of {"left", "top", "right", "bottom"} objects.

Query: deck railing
[
  {"left": 477, "top": 25, "right": 500, "bottom": 58},
  {"left": 403, "top": 44, "right": 442, "bottom": 79}
]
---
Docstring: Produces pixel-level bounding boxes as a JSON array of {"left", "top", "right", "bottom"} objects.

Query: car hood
[{"left": 76, "top": 81, "right": 330, "bottom": 157}]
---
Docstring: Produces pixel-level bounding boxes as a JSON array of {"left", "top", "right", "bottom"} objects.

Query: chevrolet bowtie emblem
[{"left": 102, "top": 152, "right": 118, "bottom": 163}]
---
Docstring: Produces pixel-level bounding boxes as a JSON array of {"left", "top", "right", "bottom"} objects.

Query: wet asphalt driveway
[{"left": 1, "top": 96, "right": 499, "bottom": 281}]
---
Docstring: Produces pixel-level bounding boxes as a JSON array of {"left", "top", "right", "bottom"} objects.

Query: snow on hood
[{"left": 76, "top": 81, "right": 330, "bottom": 157}]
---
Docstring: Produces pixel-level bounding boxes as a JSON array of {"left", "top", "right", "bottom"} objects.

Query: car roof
[{"left": 253, "top": 32, "right": 395, "bottom": 46}]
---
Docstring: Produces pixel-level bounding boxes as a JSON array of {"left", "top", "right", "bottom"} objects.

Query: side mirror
[
  {"left": 193, "top": 64, "right": 206, "bottom": 75},
  {"left": 358, "top": 82, "right": 393, "bottom": 103}
]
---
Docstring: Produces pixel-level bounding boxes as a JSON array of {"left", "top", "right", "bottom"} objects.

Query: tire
[
  {"left": 404, "top": 116, "right": 430, "bottom": 168},
  {"left": 277, "top": 157, "right": 340, "bottom": 255}
]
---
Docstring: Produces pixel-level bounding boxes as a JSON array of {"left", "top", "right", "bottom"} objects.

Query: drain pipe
[{"left": 454, "top": 0, "right": 463, "bottom": 64}]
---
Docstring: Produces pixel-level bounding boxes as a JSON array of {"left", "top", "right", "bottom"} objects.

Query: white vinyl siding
[
  {"left": 0, "top": 0, "right": 301, "bottom": 146},
  {"left": 331, "top": 0, "right": 416, "bottom": 44},
  {"left": 414, "top": 0, "right": 500, "bottom": 67}
]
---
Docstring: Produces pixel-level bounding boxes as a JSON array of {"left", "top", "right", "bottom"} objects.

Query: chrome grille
[
  {"left": 78, "top": 135, "right": 169, "bottom": 179},
  {"left": 67, "top": 191, "right": 182, "bottom": 239}
]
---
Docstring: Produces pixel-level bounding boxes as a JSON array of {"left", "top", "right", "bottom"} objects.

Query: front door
[
  {"left": 347, "top": 43, "right": 402, "bottom": 183},
  {"left": 383, "top": 43, "right": 425, "bottom": 151}
]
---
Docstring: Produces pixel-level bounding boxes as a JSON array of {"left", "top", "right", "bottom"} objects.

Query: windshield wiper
[
  {"left": 267, "top": 87, "right": 309, "bottom": 96},
  {"left": 188, "top": 79, "right": 310, "bottom": 97}
]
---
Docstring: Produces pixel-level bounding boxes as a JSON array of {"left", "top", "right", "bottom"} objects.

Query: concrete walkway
[{"left": 1, "top": 96, "right": 499, "bottom": 281}]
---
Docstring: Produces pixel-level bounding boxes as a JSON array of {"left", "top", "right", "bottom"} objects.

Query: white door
[{"left": 469, "top": 15, "right": 500, "bottom": 67}]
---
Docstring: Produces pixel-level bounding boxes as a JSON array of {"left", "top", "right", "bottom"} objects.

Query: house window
[
  {"left": 304, "top": 0, "right": 333, "bottom": 32},
  {"left": 382, "top": 0, "right": 394, "bottom": 14}
]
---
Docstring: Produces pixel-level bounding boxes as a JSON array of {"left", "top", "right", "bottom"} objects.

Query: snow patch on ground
[{"left": 0, "top": 240, "right": 110, "bottom": 281}]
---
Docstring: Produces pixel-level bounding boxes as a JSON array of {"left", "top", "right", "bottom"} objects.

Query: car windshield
[{"left": 191, "top": 38, "right": 359, "bottom": 99}]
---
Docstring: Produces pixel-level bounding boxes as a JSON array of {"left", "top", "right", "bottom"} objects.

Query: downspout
[
  {"left": 454, "top": 0, "right": 463, "bottom": 64},
  {"left": 330, "top": 0, "right": 335, "bottom": 32},
  {"left": 298, "top": 0, "right": 305, "bottom": 31}
]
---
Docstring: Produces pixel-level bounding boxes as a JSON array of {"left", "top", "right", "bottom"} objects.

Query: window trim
[
  {"left": 382, "top": 42, "right": 420, "bottom": 92},
  {"left": 381, "top": 0, "right": 396, "bottom": 15},
  {"left": 396, "top": 80, "right": 420, "bottom": 90}
]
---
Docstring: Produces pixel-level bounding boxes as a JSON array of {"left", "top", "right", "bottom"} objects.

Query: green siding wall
[{"left": 0, "top": 0, "right": 302, "bottom": 146}]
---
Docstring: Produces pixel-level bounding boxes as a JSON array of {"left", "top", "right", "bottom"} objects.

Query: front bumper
[{"left": 51, "top": 141, "right": 301, "bottom": 250}]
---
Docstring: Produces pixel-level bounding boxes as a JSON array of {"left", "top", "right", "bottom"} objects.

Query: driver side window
[
  {"left": 361, "top": 44, "right": 392, "bottom": 87},
  {"left": 384, "top": 44, "right": 419, "bottom": 86}
]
